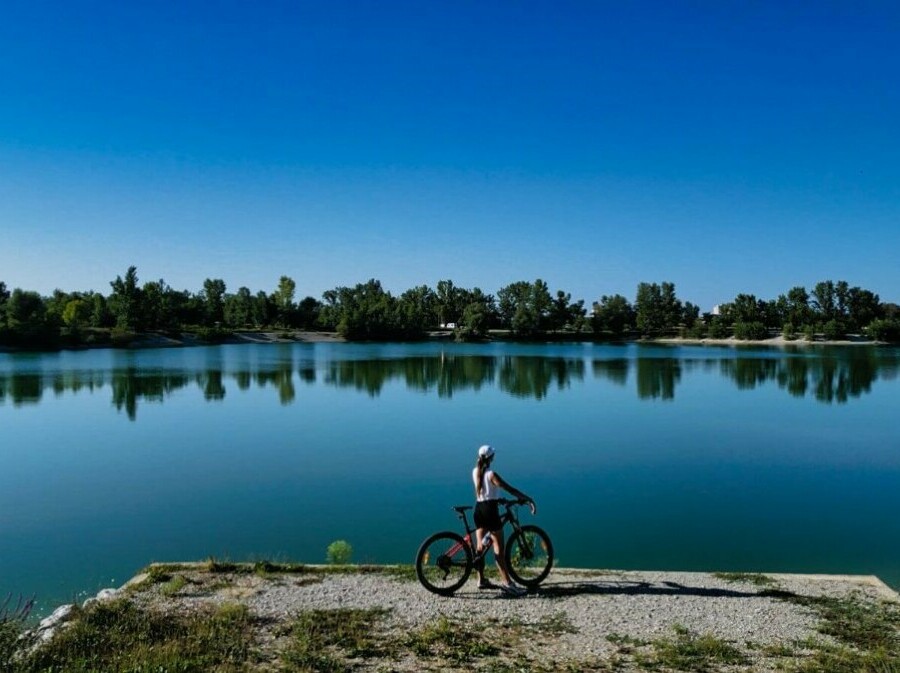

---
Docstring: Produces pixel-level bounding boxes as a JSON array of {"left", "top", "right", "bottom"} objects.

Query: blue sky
[{"left": 1, "top": 1, "right": 898, "bottom": 311}]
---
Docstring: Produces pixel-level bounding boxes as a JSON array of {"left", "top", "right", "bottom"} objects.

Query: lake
[{"left": 1, "top": 341, "right": 899, "bottom": 614}]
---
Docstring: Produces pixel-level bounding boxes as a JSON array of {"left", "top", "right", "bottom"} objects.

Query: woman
[{"left": 472, "top": 444, "right": 537, "bottom": 595}]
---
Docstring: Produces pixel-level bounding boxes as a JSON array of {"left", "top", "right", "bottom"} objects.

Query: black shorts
[{"left": 474, "top": 500, "right": 503, "bottom": 532}]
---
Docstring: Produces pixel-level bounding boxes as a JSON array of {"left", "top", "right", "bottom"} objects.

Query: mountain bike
[{"left": 415, "top": 498, "right": 554, "bottom": 596}]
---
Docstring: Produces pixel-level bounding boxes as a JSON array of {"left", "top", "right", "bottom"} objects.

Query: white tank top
[{"left": 473, "top": 467, "right": 499, "bottom": 501}]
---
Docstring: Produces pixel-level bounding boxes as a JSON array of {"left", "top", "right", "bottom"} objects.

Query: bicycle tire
[
  {"left": 505, "top": 525, "right": 554, "bottom": 587},
  {"left": 415, "top": 531, "right": 473, "bottom": 596}
]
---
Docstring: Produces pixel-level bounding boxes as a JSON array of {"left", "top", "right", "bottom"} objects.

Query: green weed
[
  {"left": 633, "top": 624, "right": 748, "bottom": 671},
  {"left": 282, "top": 608, "right": 388, "bottom": 673},
  {"left": 713, "top": 571, "right": 777, "bottom": 587},
  {"left": 17, "top": 598, "right": 254, "bottom": 672},
  {"left": 403, "top": 615, "right": 500, "bottom": 662},
  {"left": 161, "top": 574, "right": 188, "bottom": 596}
]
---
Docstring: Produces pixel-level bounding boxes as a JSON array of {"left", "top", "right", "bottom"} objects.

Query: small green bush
[
  {"left": 733, "top": 321, "right": 768, "bottom": 340},
  {"left": 326, "top": 540, "right": 353, "bottom": 565},
  {"left": 822, "top": 319, "right": 844, "bottom": 341},
  {"left": 194, "top": 326, "right": 232, "bottom": 343},
  {"left": 866, "top": 318, "right": 900, "bottom": 342},
  {"left": 110, "top": 328, "right": 137, "bottom": 347},
  {"left": 803, "top": 324, "right": 817, "bottom": 341},
  {"left": 707, "top": 318, "right": 729, "bottom": 339},
  {"left": 782, "top": 322, "right": 797, "bottom": 340},
  {"left": 687, "top": 322, "right": 707, "bottom": 339}
]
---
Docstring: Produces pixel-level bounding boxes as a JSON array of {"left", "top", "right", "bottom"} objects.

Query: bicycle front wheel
[
  {"left": 415, "top": 531, "right": 473, "bottom": 596},
  {"left": 505, "top": 525, "right": 553, "bottom": 587}
]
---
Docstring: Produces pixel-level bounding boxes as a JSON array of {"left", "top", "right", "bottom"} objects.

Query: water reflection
[{"left": 1, "top": 348, "right": 898, "bottom": 418}]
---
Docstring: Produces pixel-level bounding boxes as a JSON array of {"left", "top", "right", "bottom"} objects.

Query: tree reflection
[
  {"left": 1, "top": 347, "right": 898, "bottom": 418},
  {"left": 498, "top": 357, "right": 584, "bottom": 399},
  {"left": 110, "top": 369, "right": 191, "bottom": 420},
  {"left": 321, "top": 355, "right": 497, "bottom": 398},
  {"left": 592, "top": 359, "right": 629, "bottom": 386},
  {"left": 635, "top": 358, "right": 682, "bottom": 400}
]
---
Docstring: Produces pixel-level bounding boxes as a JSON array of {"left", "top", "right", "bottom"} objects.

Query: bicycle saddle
[{"left": 453, "top": 505, "right": 472, "bottom": 513}]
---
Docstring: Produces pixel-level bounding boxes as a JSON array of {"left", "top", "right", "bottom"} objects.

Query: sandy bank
[{"left": 654, "top": 335, "right": 886, "bottom": 347}]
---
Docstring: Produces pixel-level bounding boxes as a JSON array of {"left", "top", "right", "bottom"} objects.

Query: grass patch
[
  {"left": 161, "top": 574, "right": 188, "bottom": 596},
  {"left": 631, "top": 624, "right": 748, "bottom": 671},
  {"left": 535, "top": 611, "right": 579, "bottom": 636},
  {"left": 403, "top": 615, "right": 500, "bottom": 662},
  {"left": 15, "top": 598, "right": 254, "bottom": 672},
  {"left": 282, "top": 608, "right": 389, "bottom": 672},
  {"left": 713, "top": 571, "right": 777, "bottom": 587},
  {"left": 769, "top": 592, "right": 900, "bottom": 673}
]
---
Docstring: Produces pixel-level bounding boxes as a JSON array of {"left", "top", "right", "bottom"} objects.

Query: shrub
[
  {"left": 866, "top": 318, "right": 900, "bottom": 342},
  {"left": 733, "top": 321, "right": 768, "bottom": 340},
  {"left": 782, "top": 322, "right": 797, "bottom": 341},
  {"left": 707, "top": 318, "right": 729, "bottom": 339},
  {"left": 194, "top": 326, "right": 232, "bottom": 343},
  {"left": 326, "top": 540, "right": 353, "bottom": 565},
  {"left": 803, "top": 324, "right": 817, "bottom": 342},
  {"left": 110, "top": 328, "right": 137, "bottom": 347},
  {"left": 822, "top": 319, "right": 844, "bottom": 341},
  {"left": 1, "top": 593, "right": 34, "bottom": 668},
  {"left": 687, "top": 322, "right": 707, "bottom": 339}
]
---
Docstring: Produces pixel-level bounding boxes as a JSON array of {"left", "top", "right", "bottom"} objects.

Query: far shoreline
[{"left": 0, "top": 329, "right": 893, "bottom": 354}]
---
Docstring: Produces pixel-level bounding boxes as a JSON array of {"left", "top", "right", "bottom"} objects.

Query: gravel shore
[{"left": 101, "top": 564, "right": 898, "bottom": 671}]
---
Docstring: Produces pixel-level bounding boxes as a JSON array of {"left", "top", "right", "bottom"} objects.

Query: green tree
[
  {"left": 455, "top": 301, "right": 489, "bottom": 341},
  {"left": 398, "top": 285, "right": 437, "bottom": 333},
  {"left": 591, "top": 294, "right": 634, "bottom": 336},
  {"left": 297, "top": 296, "right": 321, "bottom": 329},
  {"left": 224, "top": 287, "right": 254, "bottom": 328},
  {"left": 109, "top": 266, "right": 143, "bottom": 331},
  {"left": 846, "top": 286, "right": 880, "bottom": 332},
  {"left": 436, "top": 279, "right": 466, "bottom": 326},
  {"left": 62, "top": 298, "right": 91, "bottom": 330},
  {"left": 252, "top": 291, "right": 272, "bottom": 327},
  {"left": 328, "top": 279, "right": 401, "bottom": 340},
  {"left": 497, "top": 279, "right": 553, "bottom": 336},
  {"left": 635, "top": 282, "right": 681, "bottom": 335},
  {"left": 273, "top": 276, "right": 296, "bottom": 327},
  {"left": 730, "top": 294, "right": 766, "bottom": 324},
  {"left": 201, "top": 278, "right": 227, "bottom": 325},
  {"left": 682, "top": 301, "right": 701, "bottom": 327},
  {"left": 89, "top": 292, "right": 113, "bottom": 328},
  {"left": 141, "top": 279, "right": 179, "bottom": 331},
  {"left": 549, "top": 290, "right": 586, "bottom": 331}
]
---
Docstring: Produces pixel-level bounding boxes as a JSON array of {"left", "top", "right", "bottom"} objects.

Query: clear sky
[{"left": 1, "top": 1, "right": 898, "bottom": 311}]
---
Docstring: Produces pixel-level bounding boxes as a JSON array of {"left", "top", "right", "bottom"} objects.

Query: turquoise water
[{"left": 1, "top": 342, "right": 899, "bottom": 613}]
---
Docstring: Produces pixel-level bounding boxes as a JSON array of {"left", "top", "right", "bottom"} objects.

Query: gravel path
[
  {"left": 113, "top": 566, "right": 898, "bottom": 671},
  {"left": 245, "top": 569, "right": 888, "bottom": 659}
]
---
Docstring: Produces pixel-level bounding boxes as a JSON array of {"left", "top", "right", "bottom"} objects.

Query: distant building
[{"left": 711, "top": 305, "right": 721, "bottom": 316}]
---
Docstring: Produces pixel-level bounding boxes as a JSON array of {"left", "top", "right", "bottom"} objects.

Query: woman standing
[{"left": 472, "top": 444, "right": 536, "bottom": 595}]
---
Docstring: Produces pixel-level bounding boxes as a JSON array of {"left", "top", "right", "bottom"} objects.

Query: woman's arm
[{"left": 491, "top": 472, "right": 537, "bottom": 514}]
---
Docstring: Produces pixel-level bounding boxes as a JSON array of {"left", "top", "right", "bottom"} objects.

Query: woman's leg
[
  {"left": 473, "top": 527, "right": 486, "bottom": 581},
  {"left": 491, "top": 529, "right": 514, "bottom": 586}
]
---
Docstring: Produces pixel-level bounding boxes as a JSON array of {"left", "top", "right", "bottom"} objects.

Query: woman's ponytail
[{"left": 475, "top": 456, "right": 488, "bottom": 498}]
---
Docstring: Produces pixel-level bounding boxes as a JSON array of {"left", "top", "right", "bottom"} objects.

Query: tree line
[{"left": 0, "top": 268, "right": 898, "bottom": 348}]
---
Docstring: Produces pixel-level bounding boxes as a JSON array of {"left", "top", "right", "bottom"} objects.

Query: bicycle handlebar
[{"left": 497, "top": 498, "right": 531, "bottom": 507}]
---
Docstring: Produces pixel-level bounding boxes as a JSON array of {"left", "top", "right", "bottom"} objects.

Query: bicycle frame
[{"left": 450, "top": 500, "right": 525, "bottom": 560}]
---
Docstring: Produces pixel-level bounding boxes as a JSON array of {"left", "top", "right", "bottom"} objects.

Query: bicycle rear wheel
[
  {"left": 505, "top": 525, "right": 553, "bottom": 587},
  {"left": 415, "top": 531, "right": 473, "bottom": 596}
]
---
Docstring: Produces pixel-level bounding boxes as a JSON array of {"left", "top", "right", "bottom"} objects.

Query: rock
[
  {"left": 82, "top": 587, "right": 118, "bottom": 608},
  {"left": 38, "top": 604, "right": 74, "bottom": 631}
]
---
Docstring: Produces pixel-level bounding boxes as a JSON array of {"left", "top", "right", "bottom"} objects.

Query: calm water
[{"left": 2, "top": 342, "right": 899, "bottom": 613}]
